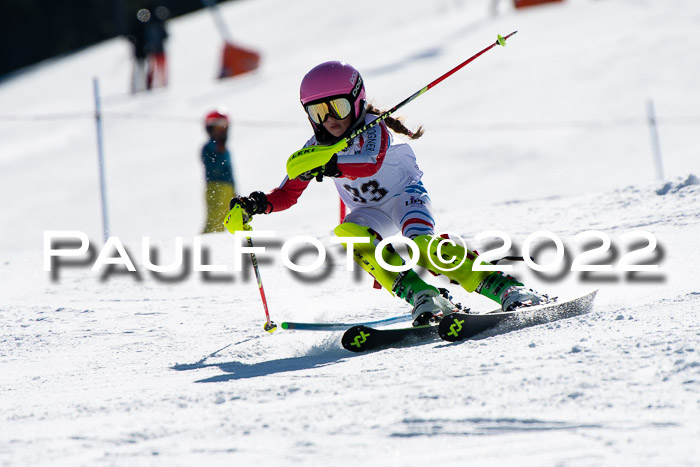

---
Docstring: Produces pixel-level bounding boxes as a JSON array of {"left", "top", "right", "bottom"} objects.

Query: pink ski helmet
[{"left": 300, "top": 61, "right": 366, "bottom": 140}]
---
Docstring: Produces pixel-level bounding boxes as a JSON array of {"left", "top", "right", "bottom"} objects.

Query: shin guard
[
  {"left": 333, "top": 222, "right": 403, "bottom": 294},
  {"left": 333, "top": 223, "right": 436, "bottom": 302},
  {"left": 412, "top": 234, "right": 492, "bottom": 293}
]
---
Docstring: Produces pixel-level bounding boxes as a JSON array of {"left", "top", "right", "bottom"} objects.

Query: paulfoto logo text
[{"left": 43, "top": 229, "right": 662, "bottom": 282}]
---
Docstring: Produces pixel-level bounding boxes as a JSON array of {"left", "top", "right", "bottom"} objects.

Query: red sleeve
[{"left": 265, "top": 177, "right": 310, "bottom": 213}]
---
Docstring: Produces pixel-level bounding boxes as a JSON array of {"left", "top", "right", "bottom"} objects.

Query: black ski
[
  {"left": 340, "top": 290, "right": 597, "bottom": 352},
  {"left": 438, "top": 290, "right": 597, "bottom": 342},
  {"left": 341, "top": 323, "right": 438, "bottom": 353}
]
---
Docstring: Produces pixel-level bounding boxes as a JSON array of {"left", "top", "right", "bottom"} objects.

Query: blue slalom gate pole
[
  {"left": 646, "top": 98, "right": 664, "bottom": 181},
  {"left": 93, "top": 77, "right": 110, "bottom": 242}
]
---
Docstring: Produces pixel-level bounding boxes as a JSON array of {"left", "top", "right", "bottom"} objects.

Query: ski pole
[
  {"left": 224, "top": 206, "right": 277, "bottom": 333},
  {"left": 287, "top": 32, "right": 518, "bottom": 179},
  {"left": 245, "top": 231, "right": 277, "bottom": 333}
]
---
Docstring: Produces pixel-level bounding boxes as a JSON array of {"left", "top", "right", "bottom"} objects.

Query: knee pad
[
  {"left": 333, "top": 222, "right": 404, "bottom": 293},
  {"left": 333, "top": 222, "right": 374, "bottom": 240}
]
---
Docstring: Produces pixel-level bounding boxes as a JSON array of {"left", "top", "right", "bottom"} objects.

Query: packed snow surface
[{"left": 1, "top": 0, "right": 699, "bottom": 465}]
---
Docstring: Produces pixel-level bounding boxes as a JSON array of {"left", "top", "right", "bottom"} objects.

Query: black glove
[
  {"left": 298, "top": 154, "right": 342, "bottom": 182},
  {"left": 298, "top": 170, "right": 317, "bottom": 182},
  {"left": 229, "top": 191, "right": 269, "bottom": 219}
]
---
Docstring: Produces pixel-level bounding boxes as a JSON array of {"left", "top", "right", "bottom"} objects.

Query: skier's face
[
  {"left": 209, "top": 125, "right": 228, "bottom": 142},
  {"left": 322, "top": 114, "right": 351, "bottom": 137}
]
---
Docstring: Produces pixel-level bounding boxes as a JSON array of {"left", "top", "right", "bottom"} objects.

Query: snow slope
[{"left": 1, "top": 0, "right": 699, "bottom": 465}]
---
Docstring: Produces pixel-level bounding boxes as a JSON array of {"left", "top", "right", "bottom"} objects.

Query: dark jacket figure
[
  {"left": 144, "top": 6, "right": 169, "bottom": 89},
  {"left": 201, "top": 110, "right": 236, "bottom": 233},
  {"left": 126, "top": 9, "right": 149, "bottom": 93}
]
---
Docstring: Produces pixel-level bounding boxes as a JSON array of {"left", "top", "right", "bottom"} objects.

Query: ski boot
[
  {"left": 393, "top": 270, "right": 456, "bottom": 326},
  {"left": 499, "top": 285, "right": 549, "bottom": 311},
  {"left": 477, "top": 272, "right": 550, "bottom": 311}
]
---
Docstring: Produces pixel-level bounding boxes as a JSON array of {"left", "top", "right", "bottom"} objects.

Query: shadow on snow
[{"left": 171, "top": 350, "right": 350, "bottom": 383}]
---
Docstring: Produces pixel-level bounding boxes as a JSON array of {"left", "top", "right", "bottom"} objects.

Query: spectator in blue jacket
[{"left": 201, "top": 109, "right": 236, "bottom": 233}]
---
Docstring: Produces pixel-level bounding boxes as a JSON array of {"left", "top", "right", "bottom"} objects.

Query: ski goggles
[{"left": 305, "top": 97, "right": 353, "bottom": 124}]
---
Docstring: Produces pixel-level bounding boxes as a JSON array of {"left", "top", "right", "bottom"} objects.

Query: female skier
[{"left": 230, "top": 61, "right": 547, "bottom": 324}]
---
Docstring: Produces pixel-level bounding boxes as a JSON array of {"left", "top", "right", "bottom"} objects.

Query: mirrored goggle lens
[{"left": 306, "top": 98, "right": 352, "bottom": 124}]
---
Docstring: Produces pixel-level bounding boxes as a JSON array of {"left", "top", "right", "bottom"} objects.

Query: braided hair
[{"left": 366, "top": 103, "right": 424, "bottom": 140}]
